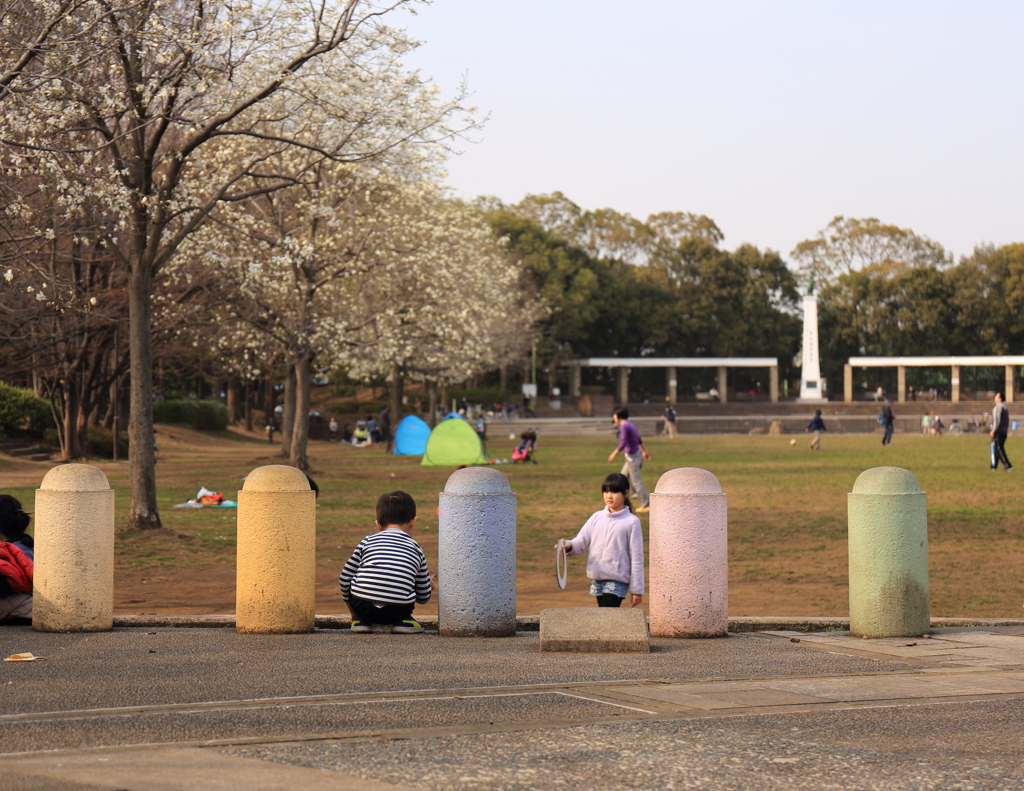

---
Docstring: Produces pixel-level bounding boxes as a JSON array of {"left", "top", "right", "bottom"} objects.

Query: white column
[
  {"left": 438, "top": 467, "right": 516, "bottom": 637},
  {"left": 34, "top": 465, "right": 114, "bottom": 632},
  {"left": 799, "top": 293, "right": 825, "bottom": 402}
]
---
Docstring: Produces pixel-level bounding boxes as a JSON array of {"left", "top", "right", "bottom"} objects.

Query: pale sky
[{"left": 400, "top": 1, "right": 1024, "bottom": 263}]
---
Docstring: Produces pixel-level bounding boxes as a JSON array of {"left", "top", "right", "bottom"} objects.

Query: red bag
[{"left": 0, "top": 543, "right": 33, "bottom": 593}]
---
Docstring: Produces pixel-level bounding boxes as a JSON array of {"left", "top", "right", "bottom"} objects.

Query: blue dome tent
[{"left": 393, "top": 415, "right": 432, "bottom": 456}]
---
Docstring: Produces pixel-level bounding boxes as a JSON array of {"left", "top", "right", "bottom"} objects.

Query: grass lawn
[{"left": 4, "top": 425, "right": 1023, "bottom": 617}]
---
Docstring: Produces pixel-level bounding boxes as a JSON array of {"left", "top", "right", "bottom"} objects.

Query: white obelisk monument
[{"left": 799, "top": 274, "right": 826, "bottom": 402}]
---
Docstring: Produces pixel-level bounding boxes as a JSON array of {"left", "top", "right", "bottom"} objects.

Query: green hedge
[
  {"left": 86, "top": 425, "right": 129, "bottom": 458},
  {"left": 153, "top": 399, "right": 229, "bottom": 430},
  {"left": 0, "top": 382, "right": 54, "bottom": 436}
]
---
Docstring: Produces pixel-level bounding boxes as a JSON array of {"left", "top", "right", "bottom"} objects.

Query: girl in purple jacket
[{"left": 558, "top": 473, "right": 644, "bottom": 608}]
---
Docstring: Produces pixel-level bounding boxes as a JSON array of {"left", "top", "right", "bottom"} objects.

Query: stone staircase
[{"left": 0, "top": 439, "right": 55, "bottom": 462}]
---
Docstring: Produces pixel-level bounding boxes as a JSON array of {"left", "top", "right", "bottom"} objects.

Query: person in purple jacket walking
[
  {"left": 608, "top": 407, "right": 651, "bottom": 513},
  {"left": 557, "top": 473, "right": 644, "bottom": 607}
]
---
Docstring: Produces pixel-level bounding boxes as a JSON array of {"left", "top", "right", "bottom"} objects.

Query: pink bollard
[{"left": 649, "top": 467, "right": 728, "bottom": 638}]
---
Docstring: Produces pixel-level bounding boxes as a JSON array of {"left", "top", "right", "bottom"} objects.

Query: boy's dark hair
[
  {"left": 815, "top": 409, "right": 822, "bottom": 416},
  {"left": 614, "top": 407, "right": 629, "bottom": 421},
  {"left": 997, "top": 391, "right": 1005, "bottom": 400},
  {"left": 0, "top": 494, "right": 32, "bottom": 546},
  {"left": 376, "top": 491, "right": 416, "bottom": 526}
]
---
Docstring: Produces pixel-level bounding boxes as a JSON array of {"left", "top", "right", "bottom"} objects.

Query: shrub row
[
  {"left": 153, "top": 399, "right": 229, "bottom": 430},
  {"left": 0, "top": 382, "right": 54, "bottom": 436}
]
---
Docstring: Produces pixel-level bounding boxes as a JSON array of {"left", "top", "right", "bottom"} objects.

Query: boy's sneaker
[
  {"left": 350, "top": 620, "right": 372, "bottom": 633},
  {"left": 391, "top": 619, "right": 424, "bottom": 634}
]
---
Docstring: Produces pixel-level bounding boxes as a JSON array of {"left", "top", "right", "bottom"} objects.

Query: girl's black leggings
[{"left": 596, "top": 593, "right": 624, "bottom": 608}]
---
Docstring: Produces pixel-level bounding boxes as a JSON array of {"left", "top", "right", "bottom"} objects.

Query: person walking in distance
[
  {"left": 990, "top": 391, "right": 1013, "bottom": 471},
  {"left": 608, "top": 407, "right": 651, "bottom": 514},
  {"left": 806, "top": 409, "right": 826, "bottom": 450},
  {"left": 881, "top": 400, "right": 895, "bottom": 446},
  {"left": 662, "top": 400, "right": 678, "bottom": 439}
]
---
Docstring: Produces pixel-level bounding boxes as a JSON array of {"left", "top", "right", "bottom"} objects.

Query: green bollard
[{"left": 848, "top": 466, "right": 929, "bottom": 638}]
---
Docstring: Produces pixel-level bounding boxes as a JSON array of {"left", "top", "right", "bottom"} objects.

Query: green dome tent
[{"left": 420, "top": 417, "right": 489, "bottom": 467}]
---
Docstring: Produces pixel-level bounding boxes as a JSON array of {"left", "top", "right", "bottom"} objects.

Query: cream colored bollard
[
  {"left": 649, "top": 467, "right": 728, "bottom": 638},
  {"left": 438, "top": 467, "right": 516, "bottom": 637},
  {"left": 848, "top": 466, "right": 929, "bottom": 638},
  {"left": 236, "top": 465, "right": 316, "bottom": 634},
  {"left": 34, "top": 464, "right": 115, "bottom": 632}
]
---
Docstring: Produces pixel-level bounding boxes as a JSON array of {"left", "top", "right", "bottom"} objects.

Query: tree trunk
[
  {"left": 388, "top": 363, "right": 403, "bottom": 451},
  {"left": 281, "top": 362, "right": 296, "bottom": 455},
  {"left": 32, "top": 353, "right": 42, "bottom": 397},
  {"left": 244, "top": 380, "right": 253, "bottom": 432},
  {"left": 128, "top": 264, "right": 161, "bottom": 530},
  {"left": 263, "top": 368, "right": 275, "bottom": 425},
  {"left": 227, "top": 375, "right": 241, "bottom": 423},
  {"left": 61, "top": 376, "right": 81, "bottom": 460},
  {"left": 428, "top": 381, "right": 438, "bottom": 428},
  {"left": 289, "top": 354, "right": 312, "bottom": 471},
  {"left": 499, "top": 365, "right": 507, "bottom": 392}
]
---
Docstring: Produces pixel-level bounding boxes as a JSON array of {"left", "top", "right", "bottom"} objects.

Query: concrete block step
[{"left": 539, "top": 607, "right": 650, "bottom": 652}]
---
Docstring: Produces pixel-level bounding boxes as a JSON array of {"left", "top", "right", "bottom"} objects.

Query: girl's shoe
[{"left": 391, "top": 619, "right": 424, "bottom": 634}]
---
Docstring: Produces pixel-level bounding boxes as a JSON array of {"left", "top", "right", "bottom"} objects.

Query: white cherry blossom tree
[{"left": 0, "top": 0, "right": 473, "bottom": 527}]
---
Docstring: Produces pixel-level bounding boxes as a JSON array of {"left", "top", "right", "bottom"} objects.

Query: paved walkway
[{"left": 1, "top": 624, "right": 1023, "bottom": 789}]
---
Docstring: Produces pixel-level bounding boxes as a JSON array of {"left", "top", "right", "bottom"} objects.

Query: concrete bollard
[
  {"left": 848, "top": 466, "right": 929, "bottom": 638},
  {"left": 236, "top": 465, "right": 316, "bottom": 634},
  {"left": 649, "top": 468, "right": 728, "bottom": 638},
  {"left": 33, "top": 464, "right": 115, "bottom": 632},
  {"left": 438, "top": 467, "right": 516, "bottom": 636}
]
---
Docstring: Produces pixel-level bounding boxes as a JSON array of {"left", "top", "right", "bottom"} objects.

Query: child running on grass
[
  {"left": 339, "top": 491, "right": 434, "bottom": 633},
  {"left": 557, "top": 473, "right": 644, "bottom": 608}
]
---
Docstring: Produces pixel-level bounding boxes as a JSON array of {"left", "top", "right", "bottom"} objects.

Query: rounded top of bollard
[
  {"left": 443, "top": 466, "right": 511, "bottom": 494},
  {"left": 38, "top": 464, "right": 111, "bottom": 492},
  {"left": 851, "top": 466, "right": 922, "bottom": 495},
  {"left": 242, "top": 465, "right": 310, "bottom": 492},
  {"left": 654, "top": 467, "right": 723, "bottom": 495}
]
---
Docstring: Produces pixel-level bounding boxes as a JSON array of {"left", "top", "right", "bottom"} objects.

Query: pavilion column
[
  {"left": 844, "top": 364, "right": 853, "bottom": 403},
  {"left": 616, "top": 367, "right": 629, "bottom": 405},
  {"left": 769, "top": 366, "right": 778, "bottom": 403},
  {"left": 951, "top": 365, "right": 960, "bottom": 403},
  {"left": 1006, "top": 365, "right": 1015, "bottom": 403},
  {"left": 667, "top": 367, "right": 678, "bottom": 403},
  {"left": 569, "top": 365, "right": 581, "bottom": 398},
  {"left": 717, "top": 366, "right": 728, "bottom": 404},
  {"left": 897, "top": 366, "right": 906, "bottom": 403}
]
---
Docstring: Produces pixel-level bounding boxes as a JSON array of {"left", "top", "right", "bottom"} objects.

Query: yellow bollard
[
  {"left": 236, "top": 465, "right": 316, "bottom": 633},
  {"left": 33, "top": 464, "right": 115, "bottom": 632}
]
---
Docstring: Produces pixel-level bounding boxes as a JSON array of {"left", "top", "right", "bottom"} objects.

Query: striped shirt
[{"left": 339, "top": 528, "right": 432, "bottom": 606}]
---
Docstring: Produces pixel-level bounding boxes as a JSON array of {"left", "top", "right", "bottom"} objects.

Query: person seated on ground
[
  {"left": 0, "top": 495, "right": 34, "bottom": 622},
  {"left": 931, "top": 412, "right": 944, "bottom": 435},
  {"left": 353, "top": 420, "right": 370, "bottom": 446},
  {"left": 341, "top": 423, "right": 353, "bottom": 443},
  {"left": 338, "top": 491, "right": 434, "bottom": 634},
  {"left": 511, "top": 430, "right": 538, "bottom": 463},
  {"left": 367, "top": 415, "right": 379, "bottom": 444}
]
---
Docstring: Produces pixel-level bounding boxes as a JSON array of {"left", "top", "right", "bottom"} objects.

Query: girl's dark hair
[
  {"left": 601, "top": 473, "right": 633, "bottom": 513},
  {"left": 0, "top": 495, "right": 32, "bottom": 547}
]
